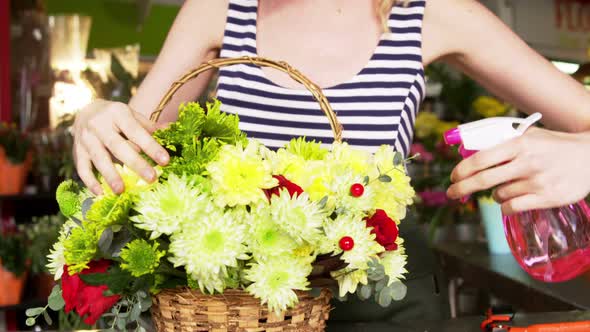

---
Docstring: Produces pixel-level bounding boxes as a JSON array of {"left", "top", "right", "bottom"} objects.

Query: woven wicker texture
[{"left": 151, "top": 288, "right": 332, "bottom": 332}]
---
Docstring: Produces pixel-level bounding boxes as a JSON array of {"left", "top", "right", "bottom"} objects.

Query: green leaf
[
  {"left": 80, "top": 266, "right": 133, "bottom": 294},
  {"left": 363, "top": 176, "right": 369, "bottom": 186},
  {"left": 139, "top": 295, "right": 152, "bottom": 312},
  {"left": 318, "top": 196, "right": 328, "bottom": 209},
  {"left": 375, "top": 278, "right": 387, "bottom": 292},
  {"left": 98, "top": 228, "right": 114, "bottom": 254},
  {"left": 358, "top": 284, "right": 372, "bottom": 301},
  {"left": 109, "top": 228, "right": 132, "bottom": 257},
  {"left": 378, "top": 175, "right": 392, "bottom": 183},
  {"left": 81, "top": 197, "right": 94, "bottom": 219},
  {"left": 48, "top": 286, "right": 65, "bottom": 311},
  {"left": 43, "top": 311, "right": 53, "bottom": 325},
  {"left": 26, "top": 318, "right": 36, "bottom": 326},
  {"left": 70, "top": 216, "right": 83, "bottom": 228},
  {"left": 137, "top": 290, "right": 147, "bottom": 298},
  {"left": 25, "top": 308, "right": 45, "bottom": 317},
  {"left": 393, "top": 152, "right": 403, "bottom": 166}
]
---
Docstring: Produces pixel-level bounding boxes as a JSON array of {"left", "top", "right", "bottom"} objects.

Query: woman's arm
[
  {"left": 423, "top": 0, "right": 590, "bottom": 213},
  {"left": 129, "top": 0, "right": 227, "bottom": 123}
]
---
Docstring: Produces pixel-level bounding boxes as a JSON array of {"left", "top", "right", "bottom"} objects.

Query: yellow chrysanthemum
[
  {"left": 414, "top": 112, "right": 440, "bottom": 139},
  {"left": 327, "top": 142, "right": 371, "bottom": 176},
  {"left": 473, "top": 96, "right": 508, "bottom": 118},
  {"left": 100, "top": 164, "right": 159, "bottom": 195},
  {"left": 207, "top": 141, "right": 278, "bottom": 207},
  {"left": 331, "top": 269, "right": 369, "bottom": 298}
]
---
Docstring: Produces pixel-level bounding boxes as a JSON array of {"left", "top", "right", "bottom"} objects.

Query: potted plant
[
  {"left": 0, "top": 123, "right": 32, "bottom": 194},
  {"left": 0, "top": 229, "right": 30, "bottom": 306}
]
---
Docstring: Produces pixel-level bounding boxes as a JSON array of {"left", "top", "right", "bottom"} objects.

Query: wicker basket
[{"left": 149, "top": 56, "right": 344, "bottom": 332}]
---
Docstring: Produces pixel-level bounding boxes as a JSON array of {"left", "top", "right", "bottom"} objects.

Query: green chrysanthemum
[
  {"left": 120, "top": 239, "right": 166, "bottom": 277},
  {"left": 207, "top": 141, "right": 277, "bottom": 207},
  {"left": 245, "top": 257, "right": 312, "bottom": 314},
  {"left": 63, "top": 222, "right": 101, "bottom": 274},
  {"left": 269, "top": 189, "right": 327, "bottom": 245},
  {"left": 380, "top": 249, "right": 408, "bottom": 286},
  {"left": 285, "top": 137, "right": 328, "bottom": 161},
  {"left": 131, "top": 174, "right": 210, "bottom": 239},
  {"left": 246, "top": 204, "right": 297, "bottom": 259},
  {"left": 168, "top": 209, "right": 249, "bottom": 281},
  {"left": 322, "top": 214, "right": 383, "bottom": 269},
  {"left": 86, "top": 192, "right": 135, "bottom": 227},
  {"left": 56, "top": 180, "right": 81, "bottom": 217}
]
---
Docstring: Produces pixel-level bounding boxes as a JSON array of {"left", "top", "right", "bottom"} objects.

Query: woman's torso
[{"left": 216, "top": 0, "right": 426, "bottom": 157}]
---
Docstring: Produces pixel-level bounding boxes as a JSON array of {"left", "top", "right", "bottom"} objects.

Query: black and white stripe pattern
[{"left": 217, "top": 0, "right": 426, "bottom": 156}]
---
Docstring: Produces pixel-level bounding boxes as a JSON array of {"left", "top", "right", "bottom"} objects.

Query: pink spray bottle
[{"left": 444, "top": 113, "right": 590, "bottom": 282}]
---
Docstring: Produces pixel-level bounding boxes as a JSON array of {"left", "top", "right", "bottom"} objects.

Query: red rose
[
  {"left": 264, "top": 175, "right": 304, "bottom": 200},
  {"left": 61, "top": 259, "right": 121, "bottom": 325},
  {"left": 365, "top": 209, "right": 399, "bottom": 251}
]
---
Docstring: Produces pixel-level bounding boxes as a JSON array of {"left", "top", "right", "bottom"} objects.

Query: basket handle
[{"left": 149, "top": 56, "right": 343, "bottom": 142}]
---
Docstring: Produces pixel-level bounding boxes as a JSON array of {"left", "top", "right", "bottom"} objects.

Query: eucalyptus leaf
[
  {"left": 25, "top": 308, "right": 45, "bottom": 317},
  {"left": 43, "top": 311, "right": 53, "bottom": 325},
  {"left": 81, "top": 197, "right": 94, "bottom": 219},
  {"left": 375, "top": 278, "right": 387, "bottom": 292},
  {"left": 25, "top": 318, "right": 36, "bottom": 327},
  {"left": 378, "top": 175, "right": 392, "bottom": 183},
  {"left": 137, "top": 290, "right": 147, "bottom": 298},
  {"left": 129, "top": 304, "right": 142, "bottom": 322},
  {"left": 98, "top": 228, "right": 114, "bottom": 254},
  {"left": 363, "top": 176, "right": 369, "bottom": 186},
  {"left": 389, "top": 282, "right": 408, "bottom": 301},
  {"left": 318, "top": 196, "right": 329, "bottom": 209},
  {"left": 358, "top": 284, "right": 372, "bottom": 301},
  {"left": 137, "top": 326, "right": 147, "bottom": 332},
  {"left": 70, "top": 216, "right": 83, "bottom": 228},
  {"left": 109, "top": 228, "right": 132, "bottom": 257},
  {"left": 393, "top": 152, "right": 403, "bottom": 166},
  {"left": 139, "top": 296, "right": 152, "bottom": 311},
  {"left": 377, "top": 287, "right": 393, "bottom": 307},
  {"left": 48, "top": 286, "right": 65, "bottom": 311},
  {"left": 117, "top": 317, "right": 127, "bottom": 331}
]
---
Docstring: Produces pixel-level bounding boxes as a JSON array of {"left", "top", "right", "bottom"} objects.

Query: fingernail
[
  {"left": 144, "top": 169, "right": 156, "bottom": 182},
  {"left": 157, "top": 152, "right": 169, "bottom": 164},
  {"left": 111, "top": 181, "right": 123, "bottom": 193},
  {"left": 93, "top": 185, "right": 103, "bottom": 196}
]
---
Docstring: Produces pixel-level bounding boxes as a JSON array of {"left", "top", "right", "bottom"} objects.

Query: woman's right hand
[{"left": 73, "top": 99, "right": 170, "bottom": 195}]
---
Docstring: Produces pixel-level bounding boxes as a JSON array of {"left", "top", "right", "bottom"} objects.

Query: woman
[{"left": 72, "top": 0, "right": 590, "bottom": 322}]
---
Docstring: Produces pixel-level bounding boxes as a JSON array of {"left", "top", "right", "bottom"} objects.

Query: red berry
[
  {"left": 350, "top": 183, "right": 364, "bottom": 197},
  {"left": 339, "top": 236, "right": 355, "bottom": 251}
]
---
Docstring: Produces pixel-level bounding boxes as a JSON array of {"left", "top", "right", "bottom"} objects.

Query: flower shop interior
[{"left": 2, "top": 0, "right": 590, "bottom": 331}]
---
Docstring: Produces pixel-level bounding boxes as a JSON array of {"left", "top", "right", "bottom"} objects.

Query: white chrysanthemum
[
  {"left": 322, "top": 214, "right": 383, "bottom": 269},
  {"left": 270, "top": 189, "right": 327, "bottom": 245},
  {"left": 246, "top": 203, "right": 297, "bottom": 259},
  {"left": 207, "top": 141, "right": 277, "bottom": 207},
  {"left": 285, "top": 160, "right": 333, "bottom": 203},
  {"left": 131, "top": 174, "right": 209, "bottom": 239},
  {"left": 331, "top": 269, "right": 369, "bottom": 298},
  {"left": 380, "top": 249, "right": 408, "bottom": 286},
  {"left": 169, "top": 209, "right": 249, "bottom": 279},
  {"left": 329, "top": 170, "right": 375, "bottom": 216},
  {"left": 245, "top": 257, "right": 311, "bottom": 314},
  {"left": 189, "top": 271, "right": 227, "bottom": 294},
  {"left": 46, "top": 220, "right": 77, "bottom": 280}
]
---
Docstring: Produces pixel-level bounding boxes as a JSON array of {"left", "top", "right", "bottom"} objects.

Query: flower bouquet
[{"left": 27, "top": 58, "right": 415, "bottom": 332}]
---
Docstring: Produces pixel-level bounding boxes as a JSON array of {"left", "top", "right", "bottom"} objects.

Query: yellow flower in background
[
  {"left": 434, "top": 120, "right": 460, "bottom": 138},
  {"left": 414, "top": 112, "right": 439, "bottom": 139},
  {"left": 473, "top": 96, "right": 508, "bottom": 118}
]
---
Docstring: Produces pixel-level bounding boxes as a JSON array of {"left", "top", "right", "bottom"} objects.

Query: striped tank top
[{"left": 216, "top": 0, "right": 426, "bottom": 156}]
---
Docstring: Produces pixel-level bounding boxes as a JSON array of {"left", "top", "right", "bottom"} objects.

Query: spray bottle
[{"left": 444, "top": 113, "right": 590, "bottom": 282}]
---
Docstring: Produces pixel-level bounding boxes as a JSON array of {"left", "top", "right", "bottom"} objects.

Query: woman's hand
[
  {"left": 73, "top": 99, "right": 170, "bottom": 195},
  {"left": 446, "top": 127, "right": 590, "bottom": 215}
]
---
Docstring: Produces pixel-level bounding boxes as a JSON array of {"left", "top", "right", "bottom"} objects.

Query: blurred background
[{"left": 1, "top": 0, "right": 590, "bottom": 330}]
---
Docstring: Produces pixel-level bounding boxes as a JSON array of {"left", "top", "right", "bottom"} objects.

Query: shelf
[
  {"left": 0, "top": 193, "right": 55, "bottom": 202},
  {"left": 0, "top": 299, "right": 46, "bottom": 312}
]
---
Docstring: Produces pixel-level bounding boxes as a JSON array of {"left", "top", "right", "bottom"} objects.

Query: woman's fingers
[
  {"left": 493, "top": 179, "right": 537, "bottom": 203},
  {"left": 116, "top": 111, "right": 169, "bottom": 166},
  {"left": 97, "top": 130, "right": 156, "bottom": 183},
  {"left": 74, "top": 144, "right": 102, "bottom": 195},
  {"left": 80, "top": 129, "right": 124, "bottom": 194},
  {"left": 447, "top": 159, "right": 526, "bottom": 199},
  {"left": 501, "top": 194, "right": 542, "bottom": 215},
  {"left": 450, "top": 138, "right": 520, "bottom": 183}
]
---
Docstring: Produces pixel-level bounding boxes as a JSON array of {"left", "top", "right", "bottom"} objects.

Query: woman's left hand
[{"left": 446, "top": 127, "right": 590, "bottom": 215}]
